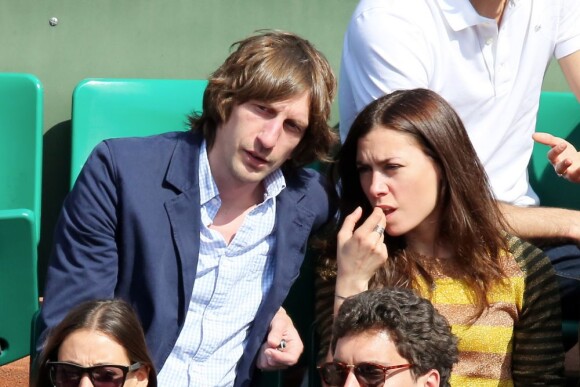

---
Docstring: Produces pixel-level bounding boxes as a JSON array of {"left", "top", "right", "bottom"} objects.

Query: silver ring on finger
[{"left": 372, "top": 224, "right": 385, "bottom": 235}]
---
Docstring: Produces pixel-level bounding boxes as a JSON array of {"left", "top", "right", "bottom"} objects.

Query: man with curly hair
[{"left": 319, "top": 288, "right": 458, "bottom": 387}]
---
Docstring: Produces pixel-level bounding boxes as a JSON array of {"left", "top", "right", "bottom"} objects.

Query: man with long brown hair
[{"left": 40, "top": 30, "right": 337, "bottom": 386}]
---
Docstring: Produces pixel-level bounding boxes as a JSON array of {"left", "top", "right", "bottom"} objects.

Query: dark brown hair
[
  {"left": 324, "top": 88, "right": 508, "bottom": 316},
  {"left": 34, "top": 299, "right": 157, "bottom": 387},
  {"left": 189, "top": 29, "right": 337, "bottom": 170},
  {"left": 332, "top": 288, "right": 458, "bottom": 386}
]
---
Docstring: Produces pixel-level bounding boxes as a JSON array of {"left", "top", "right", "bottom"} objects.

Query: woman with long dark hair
[{"left": 316, "top": 88, "right": 564, "bottom": 385}]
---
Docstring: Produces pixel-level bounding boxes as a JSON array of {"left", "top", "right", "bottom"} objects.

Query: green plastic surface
[
  {"left": 0, "top": 210, "right": 39, "bottom": 366},
  {"left": 529, "top": 91, "right": 580, "bottom": 210},
  {"left": 0, "top": 73, "right": 43, "bottom": 242},
  {"left": 0, "top": 73, "right": 42, "bottom": 365},
  {"left": 70, "top": 78, "right": 208, "bottom": 186}
]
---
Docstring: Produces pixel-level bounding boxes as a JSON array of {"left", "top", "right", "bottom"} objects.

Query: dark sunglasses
[
  {"left": 47, "top": 361, "right": 142, "bottom": 387},
  {"left": 318, "top": 361, "right": 413, "bottom": 387}
]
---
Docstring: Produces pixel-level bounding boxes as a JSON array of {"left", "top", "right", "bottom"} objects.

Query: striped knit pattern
[{"left": 314, "top": 236, "right": 565, "bottom": 386}]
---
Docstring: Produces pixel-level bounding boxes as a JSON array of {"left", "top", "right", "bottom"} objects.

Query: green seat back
[
  {"left": 0, "top": 210, "right": 39, "bottom": 365},
  {"left": 0, "top": 73, "right": 42, "bottom": 365},
  {"left": 0, "top": 73, "right": 43, "bottom": 241},
  {"left": 71, "top": 78, "right": 208, "bottom": 186},
  {"left": 529, "top": 91, "right": 580, "bottom": 210}
]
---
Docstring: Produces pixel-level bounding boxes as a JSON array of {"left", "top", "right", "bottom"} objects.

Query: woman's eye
[{"left": 356, "top": 165, "right": 370, "bottom": 174}]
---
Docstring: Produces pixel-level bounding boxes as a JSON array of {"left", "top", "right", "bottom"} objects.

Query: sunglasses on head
[
  {"left": 317, "top": 361, "right": 413, "bottom": 387},
  {"left": 47, "top": 361, "right": 142, "bottom": 387}
]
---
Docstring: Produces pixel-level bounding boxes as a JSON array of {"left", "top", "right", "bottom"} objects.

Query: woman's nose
[
  {"left": 78, "top": 374, "right": 94, "bottom": 387},
  {"left": 369, "top": 173, "right": 389, "bottom": 198}
]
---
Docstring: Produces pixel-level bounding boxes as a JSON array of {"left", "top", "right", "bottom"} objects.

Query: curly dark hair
[
  {"left": 331, "top": 287, "right": 458, "bottom": 386},
  {"left": 189, "top": 29, "right": 338, "bottom": 171}
]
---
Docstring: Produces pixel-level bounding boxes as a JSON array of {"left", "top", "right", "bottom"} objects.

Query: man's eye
[
  {"left": 285, "top": 122, "right": 304, "bottom": 133},
  {"left": 254, "top": 104, "right": 270, "bottom": 113}
]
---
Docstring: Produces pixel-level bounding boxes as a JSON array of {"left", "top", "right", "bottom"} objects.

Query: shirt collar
[
  {"left": 262, "top": 167, "right": 286, "bottom": 202},
  {"left": 199, "top": 141, "right": 220, "bottom": 205},
  {"left": 198, "top": 141, "right": 286, "bottom": 205}
]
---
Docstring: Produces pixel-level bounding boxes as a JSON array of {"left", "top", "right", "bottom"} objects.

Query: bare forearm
[
  {"left": 498, "top": 202, "right": 580, "bottom": 242},
  {"left": 559, "top": 51, "right": 580, "bottom": 100}
]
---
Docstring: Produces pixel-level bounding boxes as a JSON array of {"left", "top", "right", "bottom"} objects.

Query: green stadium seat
[
  {"left": 70, "top": 78, "right": 208, "bottom": 186},
  {"left": 0, "top": 73, "right": 43, "bottom": 365},
  {"left": 529, "top": 91, "right": 580, "bottom": 210}
]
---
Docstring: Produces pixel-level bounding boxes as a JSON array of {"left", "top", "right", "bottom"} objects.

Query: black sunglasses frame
[
  {"left": 47, "top": 361, "right": 142, "bottom": 387},
  {"left": 317, "top": 361, "right": 413, "bottom": 386}
]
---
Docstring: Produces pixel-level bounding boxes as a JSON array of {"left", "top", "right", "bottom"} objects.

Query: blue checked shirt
[{"left": 157, "top": 141, "right": 283, "bottom": 386}]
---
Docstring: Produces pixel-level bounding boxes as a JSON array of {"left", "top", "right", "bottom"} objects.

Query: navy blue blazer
[{"left": 40, "top": 130, "right": 333, "bottom": 386}]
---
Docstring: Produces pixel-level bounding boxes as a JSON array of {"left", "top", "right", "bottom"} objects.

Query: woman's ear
[
  {"left": 416, "top": 369, "right": 440, "bottom": 387},
  {"left": 134, "top": 365, "right": 150, "bottom": 387}
]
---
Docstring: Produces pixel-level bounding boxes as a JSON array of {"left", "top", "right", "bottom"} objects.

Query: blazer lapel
[
  {"left": 260, "top": 181, "right": 316, "bottom": 322},
  {"left": 163, "top": 131, "right": 203, "bottom": 323}
]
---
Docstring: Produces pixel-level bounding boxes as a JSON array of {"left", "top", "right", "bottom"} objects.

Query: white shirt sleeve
[{"left": 554, "top": 0, "right": 580, "bottom": 59}]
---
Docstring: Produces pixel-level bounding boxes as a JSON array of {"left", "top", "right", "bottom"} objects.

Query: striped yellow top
[{"left": 315, "top": 236, "right": 565, "bottom": 386}]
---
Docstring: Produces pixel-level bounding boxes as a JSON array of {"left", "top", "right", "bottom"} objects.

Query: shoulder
[
  {"left": 285, "top": 167, "right": 329, "bottom": 198},
  {"left": 344, "top": 0, "right": 443, "bottom": 61},
  {"left": 348, "top": 0, "right": 440, "bottom": 31},
  {"left": 351, "top": 0, "right": 436, "bottom": 18},
  {"left": 282, "top": 167, "right": 334, "bottom": 223},
  {"left": 93, "top": 131, "right": 198, "bottom": 168},
  {"left": 78, "top": 131, "right": 200, "bottom": 189},
  {"left": 507, "top": 235, "right": 554, "bottom": 276},
  {"left": 101, "top": 130, "right": 193, "bottom": 155},
  {"left": 506, "top": 236, "right": 560, "bottom": 304}
]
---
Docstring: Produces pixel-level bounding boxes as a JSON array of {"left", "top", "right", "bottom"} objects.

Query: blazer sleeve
[
  {"left": 39, "top": 141, "right": 121, "bottom": 344},
  {"left": 511, "top": 238, "right": 565, "bottom": 385}
]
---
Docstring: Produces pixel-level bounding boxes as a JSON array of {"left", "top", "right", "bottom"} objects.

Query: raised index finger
[
  {"left": 337, "top": 207, "right": 363, "bottom": 243},
  {"left": 357, "top": 207, "right": 387, "bottom": 235},
  {"left": 533, "top": 132, "right": 561, "bottom": 148}
]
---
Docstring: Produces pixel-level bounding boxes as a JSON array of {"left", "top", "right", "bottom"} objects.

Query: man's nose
[
  {"left": 343, "top": 370, "right": 361, "bottom": 387},
  {"left": 257, "top": 119, "right": 283, "bottom": 148}
]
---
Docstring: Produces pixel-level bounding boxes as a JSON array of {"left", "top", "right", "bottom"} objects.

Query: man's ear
[{"left": 416, "top": 369, "right": 440, "bottom": 387}]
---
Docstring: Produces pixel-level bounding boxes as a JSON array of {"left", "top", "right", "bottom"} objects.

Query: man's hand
[
  {"left": 533, "top": 132, "right": 580, "bottom": 182},
  {"left": 256, "top": 307, "right": 304, "bottom": 370}
]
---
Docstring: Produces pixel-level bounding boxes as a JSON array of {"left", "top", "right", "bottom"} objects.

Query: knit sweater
[{"left": 315, "top": 236, "right": 565, "bottom": 386}]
